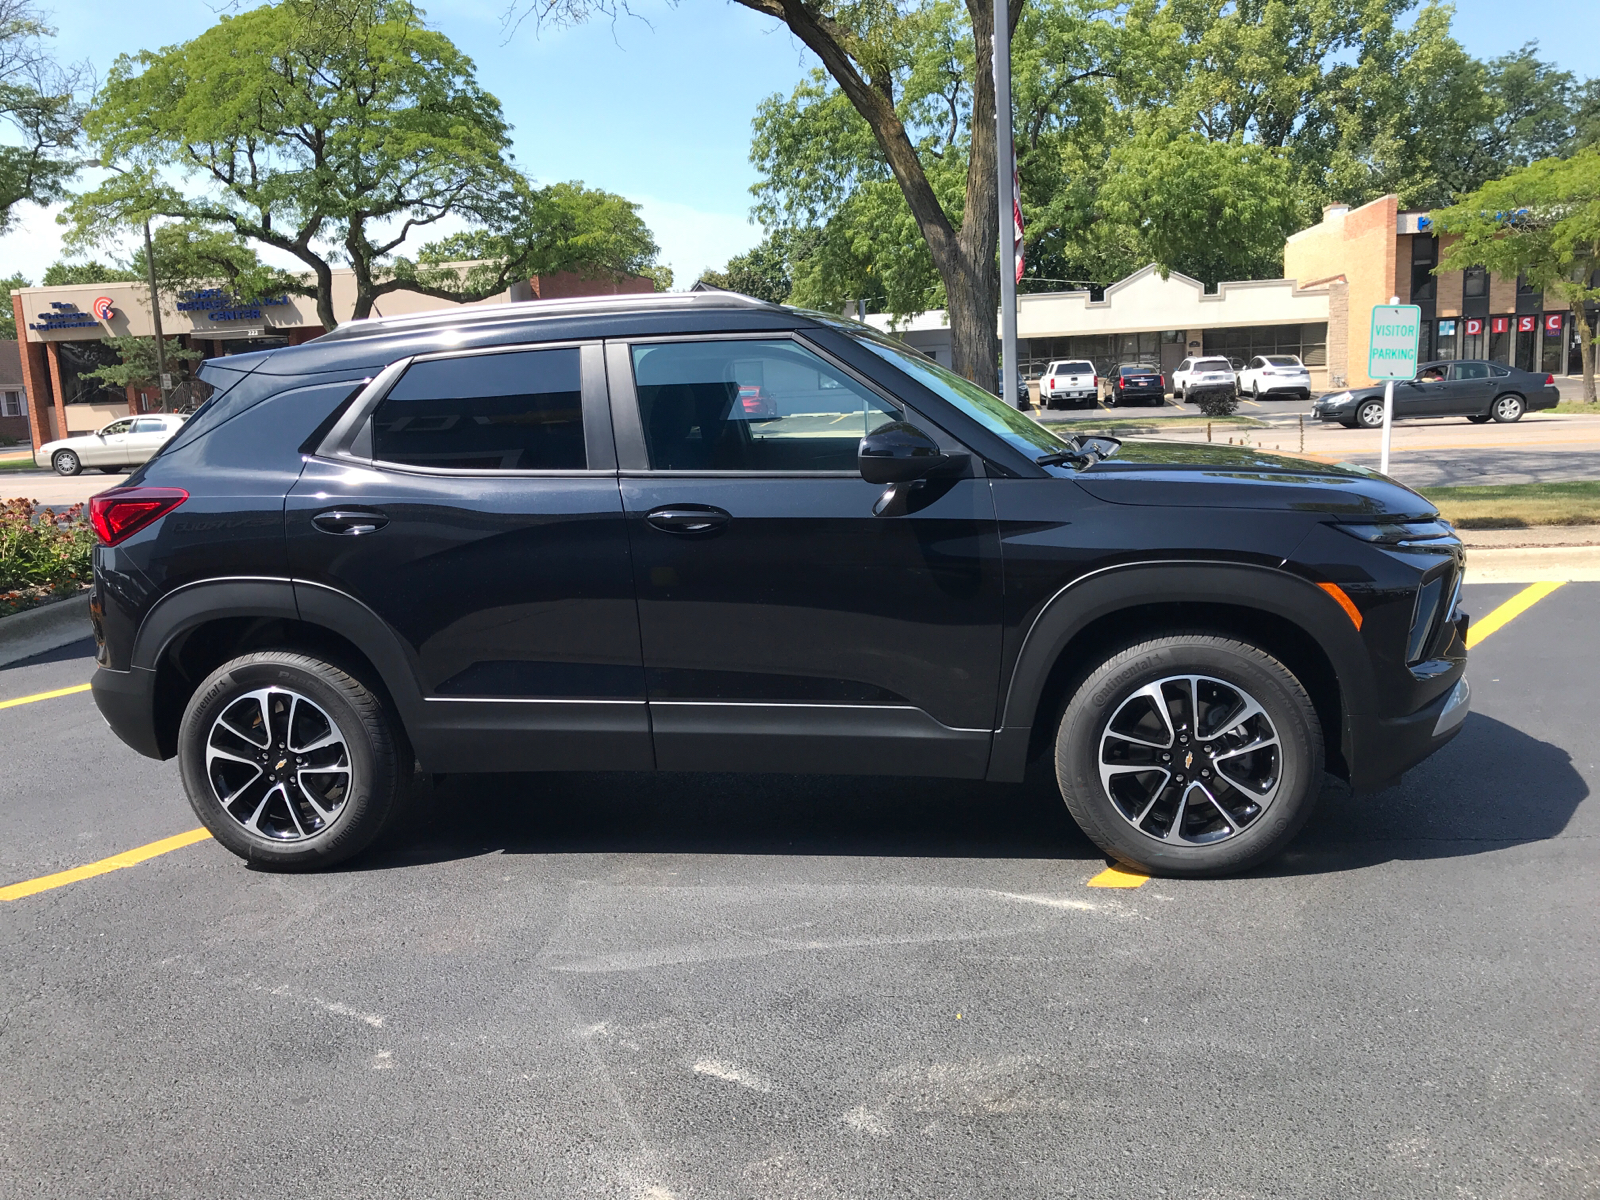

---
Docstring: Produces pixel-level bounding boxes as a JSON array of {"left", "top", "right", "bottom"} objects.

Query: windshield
[{"left": 854, "top": 335, "right": 1070, "bottom": 459}]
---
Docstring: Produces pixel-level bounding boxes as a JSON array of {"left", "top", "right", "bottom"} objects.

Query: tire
[
  {"left": 178, "top": 651, "right": 405, "bottom": 870},
  {"left": 52, "top": 449, "right": 80, "bottom": 476},
  {"left": 98, "top": 466, "right": 122, "bottom": 474},
  {"left": 1054, "top": 634, "right": 1325, "bottom": 877},
  {"left": 1490, "top": 394, "right": 1524, "bottom": 423},
  {"left": 1467, "top": 414, "right": 1491, "bottom": 424},
  {"left": 1356, "top": 399, "right": 1386, "bottom": 429},
  {"left": 1173, "top": 386, "right": 1184, "bottom": 401},
  {"left": 1251, "top": 383, "right": 1260, "bottom": 400}
]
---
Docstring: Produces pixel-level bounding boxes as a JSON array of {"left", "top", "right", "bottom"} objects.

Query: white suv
[
  {"left": 1238, "top": 355, "right": 1312, "bottom": 401},
  {"left": 1171, "top": 357, "right": 1237, "bottom": 402},
  {"left": 1038, "top": 360, "right": 1098, "bottom": 409}
]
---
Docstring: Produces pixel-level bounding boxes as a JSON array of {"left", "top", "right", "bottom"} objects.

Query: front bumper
[
  {"left": 91, "top": 664, "right": 167, "bottom": 760},
  {"left": 1345, "top": 669, "right": 1469, "bottom": 792}
]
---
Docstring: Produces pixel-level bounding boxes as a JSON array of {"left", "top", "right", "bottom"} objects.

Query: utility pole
[
  {"left": 993, "top": 0, "right": 1020, "bottom": 409},
  {"left": 142, "top": 218, "right": 169, "bottom": 412}
]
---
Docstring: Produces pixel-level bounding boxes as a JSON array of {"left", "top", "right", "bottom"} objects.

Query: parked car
[
  {"left": 1312, "top": 360, "right": 1560, "bottom": 428},
  {"left": 1171, "top": 357, "right": 1237, "bottom": 404},
  {"left": 1039, "top": 359, "right": 1098, "bottom": 409},
  {"left": 88, "top": 291, "right": 1469, "bottom": 878},
  {"left": 997, "top": 368, "right": 1031, "bottom": 406},
  {"left": 35, "top": 414, "right": 188, "bottom": 476},
  {"left": 736, "top": 382, "right": 776, "bottom": 418},
  {"left": 1238, "top": 355, "right": 1312, "bottom": 401},
  {"left": 1108, "top": 363, "right": 1165, "bottom": 406}
]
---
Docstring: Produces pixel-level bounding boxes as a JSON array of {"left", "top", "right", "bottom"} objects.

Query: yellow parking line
[
  {"left": 1466, "top": 581, "right": 1565, "bottom": 649},
  {"left": 0, "top": 828, "right": 213, "bottom": 902},
  {"left": 1088, "top": 863, "right": 1150, "bottom": 888},
  {"left": 0, "top": 682, "right": 91, "bottom": 710}
]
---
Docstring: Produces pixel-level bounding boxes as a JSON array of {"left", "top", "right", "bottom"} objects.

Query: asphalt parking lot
[{"left": 2, "top": 582, "right": 1595, "bottom": 1198}]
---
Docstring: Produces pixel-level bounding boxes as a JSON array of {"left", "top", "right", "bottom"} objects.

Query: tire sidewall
[
  {"left": 53, "top": 450, "right": 79, "bottom": 476},
  {"left": 178, "top": 655, "right": 395, "bottom": 869},
  {"left": 1055, "top": 637, "right": 1324, "bottom": 876}
]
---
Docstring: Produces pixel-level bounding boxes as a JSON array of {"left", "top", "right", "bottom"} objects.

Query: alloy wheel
[
  {"left": 1098, "top": 674, "right": 1282, "bottom": 846},
  {"left": 1493, "top": 396, "right": 1523, "bottom": 421},
  {"left": 1358, "top": 401, "right": 1384, "bottom": 428},
  {"left": 205, "top": 686, "right": 353, "bottom": 841}
]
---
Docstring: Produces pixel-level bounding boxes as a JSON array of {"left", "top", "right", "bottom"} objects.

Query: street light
[{"left": 86, "top": 159, "right": 170, "bottom": 412}]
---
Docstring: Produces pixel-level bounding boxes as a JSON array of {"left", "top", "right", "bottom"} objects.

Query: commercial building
[{"left": 8, "top": 268, "right": 654, "bottom": 450}]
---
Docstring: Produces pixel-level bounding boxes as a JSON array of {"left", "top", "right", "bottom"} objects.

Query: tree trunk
[
  {"left": 947, "top": 0, "right": 1005, "bottom": 388},
  {"left": 1574, "top": 298, "right": 1596, "bottom": 404},
  {"left": 311, "top": 260, "right": 338, "bottom": 331}
]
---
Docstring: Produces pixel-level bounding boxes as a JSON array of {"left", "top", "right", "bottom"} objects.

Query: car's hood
[{"left": 1070, "top": 439, "right": 1436, "bottom": 519}]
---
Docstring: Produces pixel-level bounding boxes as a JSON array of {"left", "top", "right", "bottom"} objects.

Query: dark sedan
[
  {"left": 1312, "top": 360, "right": 1560, "bottom": 428},
  {"left": 1108, "top": 363, "right": 1166, "bottom": 407}
]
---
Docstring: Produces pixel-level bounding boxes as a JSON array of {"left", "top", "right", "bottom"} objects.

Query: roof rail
[{"left": 313, "top": 289, "right": 780, "bottom": 342}]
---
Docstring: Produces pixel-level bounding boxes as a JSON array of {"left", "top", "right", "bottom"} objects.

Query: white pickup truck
[{"left": 1038, "top": 360, "right": 1099, "bottom": 409}]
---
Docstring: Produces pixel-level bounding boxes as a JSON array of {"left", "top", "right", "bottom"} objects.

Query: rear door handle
[
  {"left": 645, "top": 506, "right": 730, "bottom": 536},
  {"left": 312, "top": 508, "right": 389, "bottom": 536}
]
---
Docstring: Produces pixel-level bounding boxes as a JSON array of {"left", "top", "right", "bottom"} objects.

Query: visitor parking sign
[{"left": 1369, "top": 304, "right": 1422, "bottom": 380}]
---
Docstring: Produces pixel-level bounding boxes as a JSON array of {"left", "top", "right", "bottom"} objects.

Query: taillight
[
  {"left": 1092, "top": 376, "right": 1098, "bottom": 386},
  {"left": 1158, "top": 374, "right": 1165, "bottom": 388},
  {"left": 1545, "top": 374, "right": 1555, "bottom": 385},
  {"left": 89, "top": 487, "right": 188, "bottom": 546}
]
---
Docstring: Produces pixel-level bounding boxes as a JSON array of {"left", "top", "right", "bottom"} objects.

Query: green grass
[
  {"left": 1550, "top": 400, "right": 1600, "bottom": 415},
  {"left": 0, "top": 457, "right": 41, "bottom": 471},
  {"left": 1420, "top": 481, "right": 1600, "bottom": 529},
  {"left": 1046, "top": 414, "right": 1267, "bottom": 434}
]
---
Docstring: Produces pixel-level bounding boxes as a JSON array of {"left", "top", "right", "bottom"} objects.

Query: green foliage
[
  {"left": 144, "top": 223, "right": 301, "bottom": 302},
  {"left": 0, "top": 498, "right": 93, "bottom": 616},
  {"left": 0, "top": 0, "right": 85, "bottom": 234},
  {"left": 80, "top": 335, "right": 203, "bottom": 391},
  {"left": 0, "top": 269, "right": 27, "bottom": 339},
  {"left": 699, "top": 231, "right": 813, "bottom": 304},
  {"left": 41, "top": 261, "right": 140, "bottom": 286},
  {"left": 1433, "top": 149, "right": 1600, "bottom": 400},
  {"left": 66, "top": 0, "right": 663, "bottom": 329},
  {"left": 1193, "top": 387, "right": 1242, "bottom": 418}
]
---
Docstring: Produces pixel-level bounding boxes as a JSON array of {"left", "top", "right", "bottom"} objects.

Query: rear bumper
[
  {"left": 1530, "top": 386, "right": 1561, "bottom": 411},
  {"left": 91, "top": 664, "right": 166, "bottom": 760},
  {"left": 1346, "top": 672, "right": 1469, "bottom": 792}
]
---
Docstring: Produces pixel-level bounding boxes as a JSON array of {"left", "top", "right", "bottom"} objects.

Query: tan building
[
  {"left": 8, "top": 268, "right": 654, "bottom": 450},
  {"left": 1286, "top": 195, "right": 1577, "bottom": 389}
]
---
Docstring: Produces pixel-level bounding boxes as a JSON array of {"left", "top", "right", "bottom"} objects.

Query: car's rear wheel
[
  {"left": 1490, "top": 394, "right": 1525, "bottom": 423},
  {"left": 178, "top": 651, "right": 405, "bottom": 870},
  {"left": 1054, "top": 634, "right": 1324, "bottom": 877},
  {"left": 52, "top": 449, "right": 80, "bottom": 476},
  {"left": 1356, "top": 399, "right": 1386, "bottom": 428},
  {"left": 1251, "top": 383, "right": 1260, "bottom": 399}
]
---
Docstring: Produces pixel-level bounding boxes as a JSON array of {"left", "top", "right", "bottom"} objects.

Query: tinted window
[
  {"left": 1452, "top": 362, "right": 1490, "bottom": 380},
  {"left": 1265, "top": 355, "right": 1301, "bottom": 367},
  {"left": 1196, "top": 359, "right": 1231, "bottom": 371},
  {"left": 1490, "top": 364, "right": 1510, "bottom": 377},
  {"left": 1061, "top": 361, "right": 1094, "bottom": 374},
  {"left": 372, "top": 348, "right": 585, "bottom": 471},
  {"left": 632, "top": 339, "right": 898, "bottom": 472}
]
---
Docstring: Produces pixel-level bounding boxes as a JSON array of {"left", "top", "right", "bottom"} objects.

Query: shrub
[
  {"left": 1195, "top": 388, "right": 1240, "bottom": 417},
  {"left": 0, "top": 499, "right": 95, "bottom": 617}
]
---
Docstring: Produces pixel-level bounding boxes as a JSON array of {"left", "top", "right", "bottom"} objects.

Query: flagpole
[{"left": 993, "top": 0, "right": 1022, "bottom": 408}]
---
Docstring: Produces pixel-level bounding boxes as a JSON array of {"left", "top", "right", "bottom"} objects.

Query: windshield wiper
[{"left": 1036, "top": 433, "right": 1121, "bottom": 470}]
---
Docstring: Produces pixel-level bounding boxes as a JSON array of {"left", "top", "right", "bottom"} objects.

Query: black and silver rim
[
  {"left": 1494, "top": 396, "right": 1521, "bottom": 419},
  {"left": 1098, "top": 674, "right": 1282, "bottom": 846},
  {"left": 205, "top": 687, "right": 353, "bottom": 841}
]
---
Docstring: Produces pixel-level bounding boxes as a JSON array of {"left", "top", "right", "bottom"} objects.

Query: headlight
[
  {"left": 1333, "top": 520, "right": 1457, "bottom": 547},
  {"left": 1321, "top": 391, "right": 1352, "bottom": 405}
]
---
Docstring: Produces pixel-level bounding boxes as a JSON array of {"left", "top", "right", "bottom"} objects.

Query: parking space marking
[
  {"left": 1466, "top": 581, "right": 1565, "bottom": 649},
  {"left": 0, "top": 828, "right": 212, "bottom": 902},
  {"left": 1087, "top": 864, "right": 1150, "bottom": 888},
  {"left": 0, "top": 682, "right": 91, "bottom": 710}
]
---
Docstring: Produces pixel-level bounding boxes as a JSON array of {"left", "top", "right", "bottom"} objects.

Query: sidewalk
[{"left": 1461, "top": 525, "right": 1600, "bottom": 581}]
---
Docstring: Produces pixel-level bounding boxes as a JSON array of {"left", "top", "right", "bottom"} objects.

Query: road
[{"left": 1, "top": 584, "right": 1594, "bottom": 1198}]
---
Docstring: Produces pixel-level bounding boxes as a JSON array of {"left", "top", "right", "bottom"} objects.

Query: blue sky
[{"left": 2, "top": 0, "right": 1594, "bottom": 287}]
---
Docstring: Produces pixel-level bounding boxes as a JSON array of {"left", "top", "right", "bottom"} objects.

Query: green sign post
[{"left": 1368, "top": 303, "right": 1421, "bottom": 475}]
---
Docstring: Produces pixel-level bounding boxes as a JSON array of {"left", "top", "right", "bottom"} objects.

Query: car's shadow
[{"left": 356, "top": 712, "right": 1586, "bottom": 877}]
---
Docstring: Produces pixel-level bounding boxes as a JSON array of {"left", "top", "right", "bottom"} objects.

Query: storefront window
[{"left": 1436, "top": 319, "right": 1458, "bottom": 360}]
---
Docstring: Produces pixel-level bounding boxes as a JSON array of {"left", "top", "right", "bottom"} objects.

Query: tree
[
  {"left": 0, "top": 0, "right": 86, "bottom": 234},
  {"left": 80, "top": 335, "right": 203, "bottom": 393},
  {"left": 41, "top": 261, "right": 141, "bottom": 286},
  {"left": 67, "top": 0, "right": 662, "bottom": 330},
  {"left": 699, "top": 231, "right": 810, "bottom": 303},
  {"left": 513, "top": 0, "right": 1028, "bottom": 385},
  {"left": 0, "top": 269, "right": 27, "bottom": 339},
  {"left": 1433, "top": 150, "right": 1600, "bottom": 402}
]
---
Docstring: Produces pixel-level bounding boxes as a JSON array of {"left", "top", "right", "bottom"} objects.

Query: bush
[
  {"left": 0, "top": 499, "right": 95, "bottom": 617},
  {"left": 1195, "top": 388, "right": 1240, "bottom": 417}
]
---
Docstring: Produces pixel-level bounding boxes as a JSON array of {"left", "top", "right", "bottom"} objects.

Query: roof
[
  {"left": 0, "top": 340, "right": 23, "bottom": 389},
  {"left": 313, "top": 290, "right": 782, "bottom": 343}
]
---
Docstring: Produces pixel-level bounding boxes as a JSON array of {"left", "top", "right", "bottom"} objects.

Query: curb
[
  {"left": 1465, "top": 545, "right": 1600, "bottom": 584},
  {"left": 0, "top": 591, "right": 93, "bottom": 668}
]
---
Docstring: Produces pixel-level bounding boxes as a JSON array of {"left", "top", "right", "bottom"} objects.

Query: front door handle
[
  {"left": 312, "top": 508, "right": 389, "bottom": 536},
  {"left": 645, "top": 505, "right": 730, "bottom": 536}
]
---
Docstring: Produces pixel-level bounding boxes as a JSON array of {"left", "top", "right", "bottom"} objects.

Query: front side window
[
  {"left": 101, "top": 419, "right": 134, "bottom": 436},
  {"left": 632, "top": 339, "right": 898, "bottom": 472},
  {"left": 853, "top": 335, "right": 1070, "bottom": 460},
  {"left": 371, "top": 347, "right": 585, "bottom": 471}
]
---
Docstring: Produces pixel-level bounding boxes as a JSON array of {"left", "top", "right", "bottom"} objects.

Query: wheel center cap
[
  {"left": 1184, "top": 751, "right": 1193, "bottom": 770},
  {"left": 275, "top": 758, "right": 288, "bottom": 772}
]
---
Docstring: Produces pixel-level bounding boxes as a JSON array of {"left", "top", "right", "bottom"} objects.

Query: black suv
[
  {"left": 1108, "top": 364, "right": 1166, "bottom": 406},
  {"left": 88, "top": 293, "right": 1470, "bottom": 877}
]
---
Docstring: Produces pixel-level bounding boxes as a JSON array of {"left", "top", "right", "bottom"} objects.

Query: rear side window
[
  {"left": 372, "top": 348, "right": 585, "bottom": 471},
  {"left": 1452, "top": 362, "right": 1489, "bottom": 381}
]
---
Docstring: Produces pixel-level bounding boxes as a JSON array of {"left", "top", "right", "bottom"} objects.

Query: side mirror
[{"left": 858, "top": 420, "right": 963, "bottom": 485}]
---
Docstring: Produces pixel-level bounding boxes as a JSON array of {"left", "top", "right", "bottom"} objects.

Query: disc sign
[{"left": 1369, "top": 304, "right": 1422, "bottom": 380}]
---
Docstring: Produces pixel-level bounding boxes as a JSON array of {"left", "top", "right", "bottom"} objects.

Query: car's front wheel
[
  {"left": 178, "top": 651, "right": 405, "bottom": 870},
  {"left": 1490, "top": 394, "right": 1525, "bottom": 423},
  {"left": 1054, "top": 634, "right": 1325, "bottom": 876},
  {"left": 1467, "top": 414, "right": 1491, "bottom": 424},
  {"left": 1356, "top": 399, "right": 1386, "bottom": 428},
  {"left": 52, "top": 449, "right": 80, "bottom": 476}
]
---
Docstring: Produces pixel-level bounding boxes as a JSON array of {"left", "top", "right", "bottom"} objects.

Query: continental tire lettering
[{"left": 1090, "top": 654, "right": 1163, "bottom": 707}]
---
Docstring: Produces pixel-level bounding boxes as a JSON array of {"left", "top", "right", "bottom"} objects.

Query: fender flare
[{"left": 987, "top": 560, "right": 1376, "bottom": 782}]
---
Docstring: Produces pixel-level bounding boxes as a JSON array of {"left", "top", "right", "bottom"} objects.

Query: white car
[
  {"left": 1171, "top": 356, "right": 1237, "bottom": 402},
  {"left": 35, "top": 414, "right": 188, "bottom": 476},
  {"left": 1038, "top": 359, "right": 1098, "bottom": 409},
  {"left": 1238, "top": 354, "right": 1312, "bottom": 401}
]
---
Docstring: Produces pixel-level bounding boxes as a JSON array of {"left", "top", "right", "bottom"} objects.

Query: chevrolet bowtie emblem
[
  {"left": 276, "top": 759, "right": 288, "bottom": 771},
  {"left": 1184, "top": 751, "right": 1193, "bottom": 770}
]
